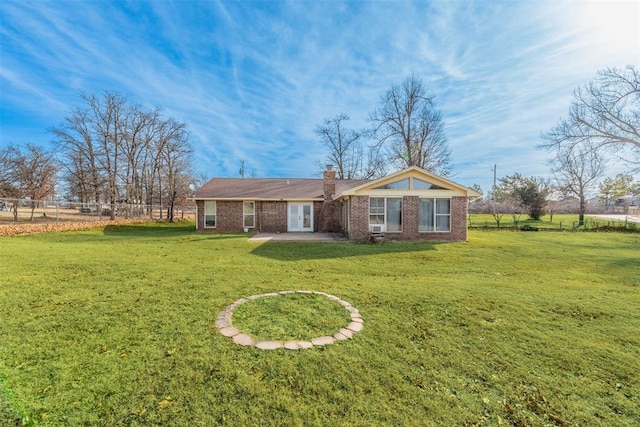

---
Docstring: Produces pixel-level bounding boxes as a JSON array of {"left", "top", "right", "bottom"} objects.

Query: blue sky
[{"left": 1, "top": 0, "right": 638, "bottom": 193}]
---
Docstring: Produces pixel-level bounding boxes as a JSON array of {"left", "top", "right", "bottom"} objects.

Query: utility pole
[
  {"left": 492, "top": 164, "right": 497, "bottom": 198},
  {"left": 239, "top": 160, "right": 245, "bottom": 178},
  {"left": 492, "top": 164, "right": 497, "bottom": 215}
]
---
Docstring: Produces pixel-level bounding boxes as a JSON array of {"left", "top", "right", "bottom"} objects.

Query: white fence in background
[{"left": 0, "top": 198, "right": 195, "bottom": 224}]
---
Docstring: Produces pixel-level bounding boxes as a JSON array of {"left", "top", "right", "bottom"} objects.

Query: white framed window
[
  {"left": 369, "top": 197, "right": 402, "bottom": 232},
  {"left": 204, "top": 201, "right": 216, "bottom": 228},
  {"left": 435, "top": 199, "right": 451, "bottom": 231},
  {"left": 243, "top": 201, "right": 255, "bottom": 228},
  {"left": 419, "top": 198, "right": 450, "bottom": 232},
  {"left": 369, "top": 197, "right": 385, "bottom": 225}
]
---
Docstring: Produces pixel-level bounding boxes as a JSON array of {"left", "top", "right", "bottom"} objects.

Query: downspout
[{"left": 194, "top": 200, "right": 198, "bottom": 229}]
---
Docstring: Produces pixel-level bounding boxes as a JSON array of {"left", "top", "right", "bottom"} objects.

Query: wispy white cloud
[{"left": 1, "top": 0, "right": 638, "bottom": 189}]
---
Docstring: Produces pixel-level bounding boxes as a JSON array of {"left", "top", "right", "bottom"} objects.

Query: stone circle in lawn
[{"left": 215, "top": 291, "right": 363, "bottom": 350}]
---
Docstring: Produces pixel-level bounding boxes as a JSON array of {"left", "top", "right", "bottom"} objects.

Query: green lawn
[
  {"left": 1, "top": 222, "right": 638, "bottom": 426},
  {"left": 469, "top": 213, "right": 639, "bottom": 230}
]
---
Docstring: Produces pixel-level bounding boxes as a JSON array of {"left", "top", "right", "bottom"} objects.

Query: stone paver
[
  {"left": 297, "top": 341, "right": 314, "bottom": 349},
  {"left": 346, "top": 321, "right": 364, "bottom": 332},
  {"left": 255, "top": 341, "right": 284, "bottom": 350},
  {"left": 284, "top": 341, "right": 302, "bottom": 350},
  {"left": 215, "top": 318, "right": 230, "bottom": 329},
  {"left": 232, "top": 334, "right": 255, "bottom": 346},
  {"left": 216, "top": 291, "right": 363, "bottom": 350},
  {"left": 219, "top": 327, "right": 240, "bottom": 337},
  {"left": 311, "top": 336, "right": 336, "bottom": 346},
  {"left": 338, "top": 328, "right": 354, "bottom": 338},
  {"left": 333, "top": 332, "right": 350, "bottom": 341}
]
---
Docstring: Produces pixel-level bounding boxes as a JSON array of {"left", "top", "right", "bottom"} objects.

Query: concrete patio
[{"left": 248, "top": 232, "right": 347, "bottom": 242}]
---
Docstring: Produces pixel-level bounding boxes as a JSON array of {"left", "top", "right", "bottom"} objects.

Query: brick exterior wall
[
  {"left": 451, "top": 196, "right": 469, "bottom": 241},
  {"left": 213, "top": 201, "right": 243, "bottom": 232},
  {"left": 196, "top": 193, "right": 469, "bottom": 241},
  {"left": 342, "top": 195, "right": 469, "bottom": 242},
  {"left": 196, "top": 200, "right": 235, "bottom": 231},
  {"left": 347, "top": 196, "right": 370, "bottom": 240},
  {"left": 196, "top": 200, "right": 308, "bottom": 233},
  {"left": 256, "top": 201, "right": 287, "bottom": 233},
  {"left": 196, "top": 200, "right": 203, "bottom": 229}
]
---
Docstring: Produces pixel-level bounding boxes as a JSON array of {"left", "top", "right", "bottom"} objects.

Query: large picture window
[
  {"left": 369, "top": 197, "right": 402, "bottom": 232},
  {"left": 419, "top": 198, "right": 450, "bottom": 232},
  {"left": 204, "top": 201, "right": 216, "bottom": 228},
  {"left": 243, "top": 201, "right": 255, "bottom": 228}
]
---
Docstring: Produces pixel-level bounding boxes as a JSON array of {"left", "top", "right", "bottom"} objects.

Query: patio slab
[{"left": 248, "top": 232, "right": 347, "bottom": 242}]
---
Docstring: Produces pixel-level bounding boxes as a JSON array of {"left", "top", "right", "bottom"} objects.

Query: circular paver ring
[{"left": 215, "top": 290, "right": 364, "bottom": 350}]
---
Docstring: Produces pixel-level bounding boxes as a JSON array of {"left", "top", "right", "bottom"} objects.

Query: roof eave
[{"left": 194, "top": 197, "right": 324, "bottom": 202}]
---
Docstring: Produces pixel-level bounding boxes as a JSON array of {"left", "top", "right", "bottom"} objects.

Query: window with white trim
[
  {"left": 369, "top": 197, "right": 402, "bottom": 232},
  {"left": 204, "top": 201, "right": 216, "bottom": 228},
  {"left": 243, "top": 201, "right": 255, "bottom": 228},
  {"left": 369, "top": 197, "right": 385, "bottom": 225},
  {"left": 419, "top": 198, "right": 450, "bottom": 232}
]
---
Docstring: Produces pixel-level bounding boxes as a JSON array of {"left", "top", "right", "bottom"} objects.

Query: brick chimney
[
  {"left": 319, "top": 165, "right": 338, "bottom": 232},
  {"left": 323, "top": 165, "right": 336, "bottom": 201}
]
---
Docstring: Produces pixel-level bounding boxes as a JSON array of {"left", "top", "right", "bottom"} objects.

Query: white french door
[{"left": 288, "top": 203, "right": 313, "bottom": 232}]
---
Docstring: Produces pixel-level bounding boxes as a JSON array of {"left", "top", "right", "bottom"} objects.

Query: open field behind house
[
  {"left": 469, "top": 213, "right": 640, "bottom": 231},
  {"left": 1, "top": 223, "right": 638, "bottom": 426},
  {"left": 0, "top": 201, "right": 195, "bottom": 236},
  {"left": 0, "top": 201, "right": 195, "bottom": 225}
]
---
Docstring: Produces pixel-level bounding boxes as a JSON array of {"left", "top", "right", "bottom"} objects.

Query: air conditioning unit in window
[{"left": 370, "top": 224, "right": 385, "bottom": 234}]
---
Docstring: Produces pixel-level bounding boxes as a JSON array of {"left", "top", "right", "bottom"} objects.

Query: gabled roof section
[{"left": 338, "top": 166, "right": 482, "bottom": 197}]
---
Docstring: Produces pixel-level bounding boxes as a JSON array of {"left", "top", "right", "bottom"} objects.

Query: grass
[
  {"left": 231, "top": 293, "right": 353, "bottom": 342},
  {"left": 0, "top": 222, "right": 638, "bottom": 426},
  {"left": 469, "top": 213, "right": 639, "bottom": 231}
]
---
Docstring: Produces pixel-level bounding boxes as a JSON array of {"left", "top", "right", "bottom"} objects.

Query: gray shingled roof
[{"left": 194, "top": 178, "right": 370, "bottom": 200}]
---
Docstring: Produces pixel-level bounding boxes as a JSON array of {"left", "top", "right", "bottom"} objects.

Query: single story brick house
[{"left": 194, "top": 165, "right": 481, "bottom": 241}]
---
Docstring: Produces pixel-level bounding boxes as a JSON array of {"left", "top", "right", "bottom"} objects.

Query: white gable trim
[{"left": 337, "top": 166, "right": 481, "bottom": 198}]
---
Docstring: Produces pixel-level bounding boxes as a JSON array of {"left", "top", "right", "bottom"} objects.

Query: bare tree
[
  {"left": 315, "top": 114, "right": 383, "bottom": 179},
  {"left": 0, "top": 148, "right": 18, "bottom": 198},
  {"left": 52, "top": 107, "right": 104, "bottom": 203},
  {"left": 0, "top": 144, "right": 58, "bottom": 220},
  {"left": 542, "top": 66, "right": 640, "bottom": 171},
  {"left": 158, "top": 119, "right": 192, "bottom": 221},
  {"left": 546, "top": 184, "right": 571, "bottom": 222},
  {"left": 52, "top": 91, "right": 196, "bottom": 218},
  {"left": 316, "top": 114, "right": 359, "bottom": 179},
  {"left": 370, "top": 75, "right": 451, "bottom": 176},
  {"left": 83, "top": 91, "right": 128, "bottom": 219},
  {"left": 120, "top": 105, "right": 161, "bottom": 216},
  {"left": 550, "top": 143, "right": 605, "bottom": 226}
]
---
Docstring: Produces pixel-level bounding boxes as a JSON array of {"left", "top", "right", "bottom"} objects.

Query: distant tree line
[
  {"left": 0, "top": 91, "right": 195, "bottom": 222},
  {"left": 0, "top": 144, "right": 58, "bottom": 220},
  {"left": 51, "top": 91, "right": 194, "bottom": 221},
  {"left": 470, "top": 171, "right": 639, "bottom": 226},
  {"left": 541, "top": 65, "right": 639, "bottom": 225}
]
